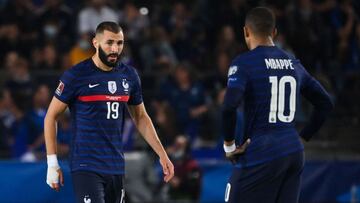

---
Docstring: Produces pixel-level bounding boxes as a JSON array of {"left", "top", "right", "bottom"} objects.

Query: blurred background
[{"left": 0, "top": 0, "right": 359, "bottom": 202}]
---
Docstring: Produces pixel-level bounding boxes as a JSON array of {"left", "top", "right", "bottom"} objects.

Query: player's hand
[
  {"left": 225, "top": 139, "right": 251, "bottom": 164},
  {"left": 159, "top": 156, "right": 175, "bottom": 183},
  {"left": 46, "top": 154, "right": 64, "bottom": 192},
  {"left": 46, "top": 166, "right": 64, "bottom": 192}
]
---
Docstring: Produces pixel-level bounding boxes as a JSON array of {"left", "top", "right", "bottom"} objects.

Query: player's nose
[{"left": 111, "top": 44, "right": 120, "bottom": 52}]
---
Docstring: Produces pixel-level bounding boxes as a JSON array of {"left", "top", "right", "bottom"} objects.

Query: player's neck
[
  {"left": 249, "top": 36, "right": 275, "bottom": 50},
  {"left": 92, "top": 55, "right": 113, "bottom": 72}
]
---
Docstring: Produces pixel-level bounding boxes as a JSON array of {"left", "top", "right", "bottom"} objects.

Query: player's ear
[
  {"left": 92, "top": 37, "right": 98, "bottom": 49},
  {"left": 272, "top": 28, "right": 278, "bottom": 39},
  {"left": 243, "top": 26, "right": 250, "bottom": 38}
]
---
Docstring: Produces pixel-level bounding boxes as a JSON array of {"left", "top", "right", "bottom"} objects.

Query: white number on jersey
[
  {"left": 107, "top": 102, "right": 119, "bottom": 119},
  {"left": 269, "top": 76, "right": 296, "bottom": 123}
]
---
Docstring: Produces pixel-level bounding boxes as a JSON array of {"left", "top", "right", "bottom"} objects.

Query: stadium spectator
[
  {"left": 120, "top": 2, "right": 150, "bottom": 42},
  {"left": 4, "top": 55, "right": 34, "bottom": 111},
  {"left": 77, "top": 0, "right": 118, "bottom": 34},
  {"left": 56, "top": 111, "right": 71, "bottom": 159},
  {"left": 216, "top": 25, "right": 242, "bottom": 58},
  {"left": 158, "top": 63, "right": 208, "bottom": 141},
  {"left": 69, "top": 32, "right": 95, "bottom": 66},
  {"left": 124, "top": 150, "right": 159, "bottom": 203},
  {"left": 35, "top": 43, "right": 61, "bottom": 70},
  {"left": 152, "top": 101, "right": 178, "bottom": 147},
  {"left": 37, "top": 0, "right": 75, "bottom": 52},
  {"left": 25, "top": 84, "right": 51, "bottom": 159},
  {"left": 167, "top": 135, "right": 202, "bottom": 202},
  {"left": 139, "top": 25, "right": 178, "bottom": 72}
]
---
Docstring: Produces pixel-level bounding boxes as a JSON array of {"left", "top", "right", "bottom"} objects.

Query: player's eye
[{"left": 117, "top": 41, "right": 123, "bottom": 45}]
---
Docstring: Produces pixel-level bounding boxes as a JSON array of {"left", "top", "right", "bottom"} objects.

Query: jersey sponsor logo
[
  {"left": 108, "top": 81, "right": 117, "bottom": 94},
  {"left": 228, "top": 66, "right": 238, "bottom": 76},
  {"left": 122, "top": 79, "right": 129, "bottom": 92},
  {"left": 88, "top": 83, "right": 100, "bottom": 88},
  {"left": 55, "top": 81, "right": 65, "bottom": 96}
]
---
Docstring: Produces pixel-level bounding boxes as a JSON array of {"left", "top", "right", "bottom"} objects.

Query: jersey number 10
[{"left": 269, "top": 76, "right": 296, "bottom": 123}]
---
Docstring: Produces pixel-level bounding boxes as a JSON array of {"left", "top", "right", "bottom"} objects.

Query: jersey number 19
[
  {"left": 269, "top": 76, "right": 296, "bottom": 123},
  {"left": 107, "top": 102, "right": 119, "bottom": 119}
]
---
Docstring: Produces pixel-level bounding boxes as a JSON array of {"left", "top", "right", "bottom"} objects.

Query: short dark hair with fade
[
  {"left": 245, "top": 7, "right": 276, "bottom": 37},
  {"left": 95, "top": 21, "right": 122, "bottom": 35}
]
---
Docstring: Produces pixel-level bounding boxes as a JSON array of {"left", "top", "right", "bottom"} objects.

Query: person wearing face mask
[
  {"left": 69, "top": 32, "right": 95, "bottom": 66},
  {"left": 44, "top": 21, "right": 174, "bottom": 203},
  {"left": 43, "top": 23, "right": 59, "bottom": 40}
]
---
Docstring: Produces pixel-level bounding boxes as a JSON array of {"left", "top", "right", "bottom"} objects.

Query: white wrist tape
[
  {"left": 46, "top": 154, "right": 60, "bottom": 187},
  {"left": 47, "top": 154, "right": 59, "bottom": 168},
  {"left": 223, "top": 143, "right": 236, "bottom": 153}
]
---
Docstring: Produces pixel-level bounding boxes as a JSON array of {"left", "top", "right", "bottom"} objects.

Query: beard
[{"left": 98, "top": 46, "right": 120, "bottom": 67}]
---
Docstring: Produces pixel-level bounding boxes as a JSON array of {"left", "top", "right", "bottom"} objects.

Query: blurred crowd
[{"left": 0, "top": 0, "right": 359, "bottom": 202}]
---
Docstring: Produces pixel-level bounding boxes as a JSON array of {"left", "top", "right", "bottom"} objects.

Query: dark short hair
[
  {"left": 245, "top": 7, "right": 275, "bottom": 36},
  {"left": 95, "top": 21, "right": 122, "bottom": 35}
]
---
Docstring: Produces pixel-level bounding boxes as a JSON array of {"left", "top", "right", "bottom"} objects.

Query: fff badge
[{"left": 108, "top": 81, "right": 117, "bottom": 94}]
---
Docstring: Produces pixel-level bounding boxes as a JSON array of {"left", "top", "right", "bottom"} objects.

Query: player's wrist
[
  {"left": 223, "top": 143, "right": 236, "bottom": 153},
  {"left": 159, "top": 153, "right": 170, "bottom": 161},
  {"left": 47, "top": 154, "right": 59, "bottom": 168}
]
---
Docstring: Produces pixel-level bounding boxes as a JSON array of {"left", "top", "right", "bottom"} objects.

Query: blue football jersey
[
  {"left": 54, "top": 59, "right": 142, "bottom": 174},
  {"left": 227, "top": 46, "right": 327, "bottom": 168}
]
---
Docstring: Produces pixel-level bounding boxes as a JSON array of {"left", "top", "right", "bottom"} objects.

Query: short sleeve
[
  {"left": 227, "top": 61, "right": 248, "bottom": 91},
  {"left": 128, "top": 69, "right": 143, "bottom": 105},
  {"left": 54, "top": 70, "right": 77, "bottom": 104}
]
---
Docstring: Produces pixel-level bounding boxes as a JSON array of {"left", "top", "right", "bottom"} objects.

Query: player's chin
[{"left": 107, "top": 58, "right": 118, "bottom": 65}]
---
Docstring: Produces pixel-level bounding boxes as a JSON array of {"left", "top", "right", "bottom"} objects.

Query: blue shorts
[
  {"left": 71, "top": 170, "right": 125, "bottom": 203},
  {"left": 225, "top": 151, "right": 304, "bottom": 203}
]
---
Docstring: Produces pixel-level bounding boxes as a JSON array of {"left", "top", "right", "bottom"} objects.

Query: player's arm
[
  {"left": 300, "top": 75, "right": 334, "bottom": 141},
  {"left": 222, "top": 87, "right": 242, "bottom": 144},
  {"left": 44, "top": 97, "right": 68, "bottom": 191},
  {"left": 222, "top": 87, "right": 251, "bottom": 163},
  {"left": 222, "top": 63, "right": 251, "bottom": 163},
  {"left": 127, "top": 103, "right": 174, "bottom": 182}
]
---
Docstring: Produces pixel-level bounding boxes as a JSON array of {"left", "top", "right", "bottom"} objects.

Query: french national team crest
[
  {"left": 108, "top": 81, "right": 117, "bottom": 94},
  {"left": 122, "top": 79, "right": 129, "bottom": 92}
]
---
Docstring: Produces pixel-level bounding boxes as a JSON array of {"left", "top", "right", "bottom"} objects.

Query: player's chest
[{"left": 76, "top": 75, "right": 132, "bottom": 97}]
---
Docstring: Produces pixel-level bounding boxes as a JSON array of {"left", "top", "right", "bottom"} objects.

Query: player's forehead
[{"left": 98, "top": 30, "right": 124, "bottom": 42}]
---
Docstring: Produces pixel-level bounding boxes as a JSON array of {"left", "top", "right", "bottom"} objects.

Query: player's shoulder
[
  {"left": 64, "top": 58, "right": 92, "bottom": 76},
  {"left": 228, "top": 51, "right": 256, "bottom": 76},
  {"left": 276, "top": 48, "right": 299, "bottom": 62},
  {"left": 231, "top": 51, "right": 254, "bottom": 65},
  {"left": 230, "top": 47, "right": 271, "bottom": 68},
  {"left": 119, "top": 62, "right": 140, "bottom": 78}
]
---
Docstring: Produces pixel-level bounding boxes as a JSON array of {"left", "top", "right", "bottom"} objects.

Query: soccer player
[
  {"left": 44, "top": 21, "right": 174, "bottom": 203},
  {"left": 222, "top": 7, "right": 334, "bottom": 203}
]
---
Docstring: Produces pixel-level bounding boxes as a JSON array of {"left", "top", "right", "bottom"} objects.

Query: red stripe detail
[{"left": 78, "top": 95, "right": 130, "bottom": 102}]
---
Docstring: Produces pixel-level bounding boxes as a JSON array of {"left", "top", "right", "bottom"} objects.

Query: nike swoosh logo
[{"left": 88, "top": 84, "right": 100, "bottom": 88}]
